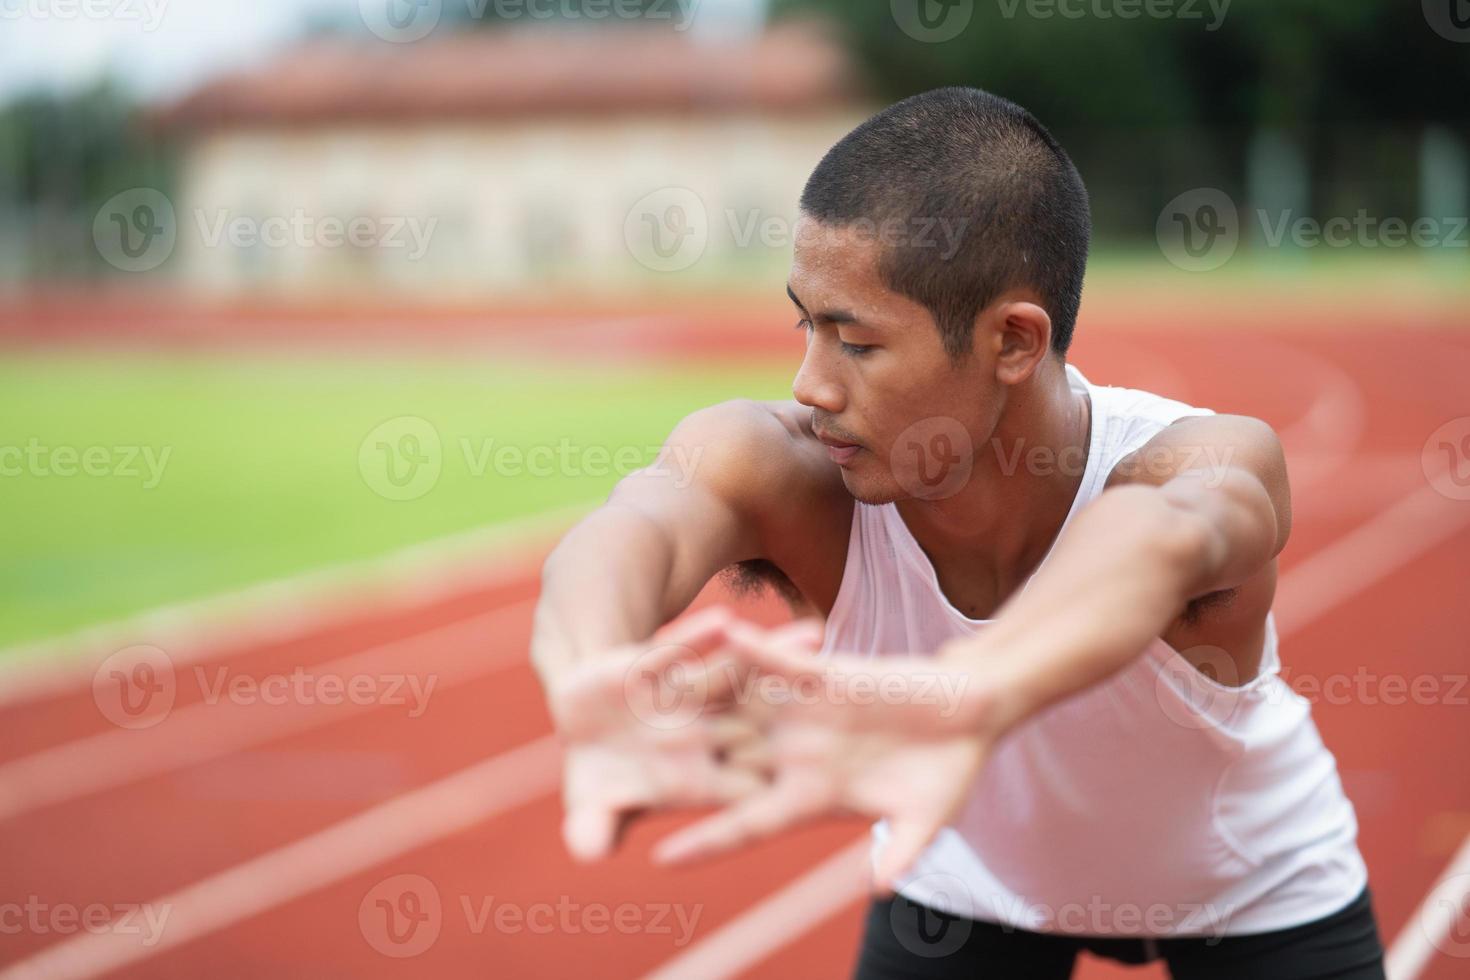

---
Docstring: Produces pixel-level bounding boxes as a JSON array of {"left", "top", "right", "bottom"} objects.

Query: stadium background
[{"left": 1, "top": 2, "right": 1467, "bottom": 977}]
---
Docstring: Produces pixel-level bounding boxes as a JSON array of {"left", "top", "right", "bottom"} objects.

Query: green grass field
[
  {"left": 0, "top": 352, "right": 792, "bottom": 652},
  {"left": 5, "top": 253, "right": 1464, "bottom": 654}
]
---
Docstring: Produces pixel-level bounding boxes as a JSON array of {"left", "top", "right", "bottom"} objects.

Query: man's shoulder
[
  {"left": 671, "top": 398, "right": 848, "bottom": 506},
  {"left": 677, "top": 400, "right": 853, "bottom": 613},
  {"left": 680, "top": 397, "right": 811, "bottom": 441}
]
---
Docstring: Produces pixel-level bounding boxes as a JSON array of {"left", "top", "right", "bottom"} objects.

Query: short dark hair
[{"left": 799, "top": 87, "right": 1091, "bottom": 359}]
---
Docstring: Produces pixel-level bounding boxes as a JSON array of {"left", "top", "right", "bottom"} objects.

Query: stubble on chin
[{"left": 839, "top": 468, "right": 903, "bottom": 507}]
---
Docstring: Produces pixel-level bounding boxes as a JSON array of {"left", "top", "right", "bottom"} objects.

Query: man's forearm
[
  {"left": 948, "top": 484, "right": 1215, "bottom": 736},
  {"left": 530, "top": 503, "right": 682, "bottom": 684}
]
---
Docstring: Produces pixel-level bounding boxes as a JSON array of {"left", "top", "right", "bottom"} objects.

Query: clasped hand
[{"left": 549, "top": 606, "right": 1006, "bottom": 891}]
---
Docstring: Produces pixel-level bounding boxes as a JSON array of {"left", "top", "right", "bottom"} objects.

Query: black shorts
[{"left": 856, "top": 885, "right": 1386, "bottom": 979}]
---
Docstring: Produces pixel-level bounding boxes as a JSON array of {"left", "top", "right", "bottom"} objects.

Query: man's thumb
[
  {"left": 872, "top": 817, "right": 941, "bottom": 896},
  {"left": 563, "top": 804, "right": 620, "bottom": 862}
]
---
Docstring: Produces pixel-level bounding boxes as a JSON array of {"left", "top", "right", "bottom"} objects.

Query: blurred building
[{"left": 154, "top": 22, "right": 869, "bottom": 300}]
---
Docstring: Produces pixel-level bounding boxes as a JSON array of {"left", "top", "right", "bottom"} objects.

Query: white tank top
[{"left": 823, "top": 363, "right": 1367, "bottom": 937}]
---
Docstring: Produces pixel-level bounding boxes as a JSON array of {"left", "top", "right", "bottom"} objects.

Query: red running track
[{"left": 1, "top": 325, "right": 1468, "bottom": 979}]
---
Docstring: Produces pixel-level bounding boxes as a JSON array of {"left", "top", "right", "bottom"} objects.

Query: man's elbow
[
  {"left": 1157, "top": 473, "right": 1278, "bottom": 595},
  {"left": 1157, "top": 504, "right": 1227, "bottom": 597}
]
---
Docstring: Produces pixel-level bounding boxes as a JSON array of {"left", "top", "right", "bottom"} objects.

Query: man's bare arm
[
  {"left": 530, "top": 399, "right": 797, "bottom": 685},
  {"left": 643, "top": 416, "right": 1293, "bottom": 877},
  {"left": 532, "top": 399, "right": 824, "bottom": 860},
  {"left": 953, "top": 413, "right": 1290, "bottom": 734}
]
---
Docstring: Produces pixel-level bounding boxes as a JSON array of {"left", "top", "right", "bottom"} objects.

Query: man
[{"left": 531, "top": 88, "right": 1386, "bottom": 978}]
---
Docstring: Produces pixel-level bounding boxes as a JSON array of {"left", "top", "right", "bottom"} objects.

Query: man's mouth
[{"left": 815, "top": 429, "right": 862, "bottom": 466}]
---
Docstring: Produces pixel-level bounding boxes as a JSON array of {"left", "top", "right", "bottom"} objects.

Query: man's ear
[{"left": 988, "top": 300, "right": 1052, "bottom": 385}]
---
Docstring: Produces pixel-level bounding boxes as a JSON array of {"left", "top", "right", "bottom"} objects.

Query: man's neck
[{"left": 895, "top": 362, "right": 1093, "bottom": 603}]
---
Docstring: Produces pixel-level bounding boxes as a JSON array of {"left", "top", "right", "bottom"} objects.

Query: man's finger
[
  {"left": 765, "top": 618, "right": 825, "bottom": 651},
  {"left": 871, "top": 814, "right": 944, "bottom": 896},
  {"left": 720, "top": 739, "right": 774, "bottom": 773},
  {"left": 628, "top": 607, "right": 754, "bottom": 691},
  {"left": 701, "top": 649, "right": 752, "bottom": 707},
  {"left": 653, "top": 605, "right": 738, "bottom": 649},
  {"left": 651, "top": 783, "right": 813, "bottom": 865},
  {"left": 689, "top": 760, "right": 768, "bottom": 803},
  {"left": 705, "top": 712, "right": 763, "bottom": 747},
  {"left": 725, "top": 621, "right": 826, "bottom": 682},
  {"left": 562, "top": 802, "right": 623, "bottom": 863},
  {"left": 698, "top": 622, "right": 821, "bottom": 717}
]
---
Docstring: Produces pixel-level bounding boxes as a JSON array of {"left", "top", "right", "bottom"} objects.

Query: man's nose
[{"left": 792, "top": 351, "right": 845, "bottom": 413}]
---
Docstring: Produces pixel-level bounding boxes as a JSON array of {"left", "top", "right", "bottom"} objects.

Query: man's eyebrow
[{"left": 785, "top": 284, "right": 864, "bottom": 325}]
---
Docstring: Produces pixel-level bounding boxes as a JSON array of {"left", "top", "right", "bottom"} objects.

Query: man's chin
[{"left": 839, "top": 470, "right": 902, "bottom": 506}]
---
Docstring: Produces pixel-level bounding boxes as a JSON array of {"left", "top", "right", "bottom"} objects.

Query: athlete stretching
[{"left": 531, "top": 88, "right": 1386, "bottom": 978}]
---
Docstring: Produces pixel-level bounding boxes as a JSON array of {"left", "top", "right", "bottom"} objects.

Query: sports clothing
[
  {"left": 855, "top": 885, "right": 1386, "bottom": 978},
  {"left": 820, "top": 363, "right": 1369, "bottom": 938}
]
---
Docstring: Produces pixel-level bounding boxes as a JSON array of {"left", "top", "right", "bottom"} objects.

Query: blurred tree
[
  {"left": 2, "top": 1, "right": 1465, "bottom": 281},
  {"left": 770, "top": 0, "right": 1470, "bottom": 245},
  {"left": 771, "top": 0, "right": 1470, "bottom": 129},
  {"left": 0, "top": 80, "right": 172, "bottom": 279}
]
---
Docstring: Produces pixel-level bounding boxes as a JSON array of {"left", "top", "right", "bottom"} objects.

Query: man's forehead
[
  {"left": 789, "top": 220, "right": 886, "bottom": 300},
  {"left": 791, "top": 215, "right": 888, "bottom": 261}
]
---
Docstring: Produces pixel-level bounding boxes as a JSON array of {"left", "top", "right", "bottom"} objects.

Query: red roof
[{"left": 154, "top": 20, "right": 863, "bottom": 129}]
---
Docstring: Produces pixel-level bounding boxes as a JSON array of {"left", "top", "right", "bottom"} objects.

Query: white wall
[{"left": 174, "top": 110, "right": 871, "bottom": 299}]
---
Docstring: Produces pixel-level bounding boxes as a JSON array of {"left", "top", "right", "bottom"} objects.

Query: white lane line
[
  {"left": 641, "top": 482, "right": 1470, "bottom": 980},
  {"left": 25, "top": 469, "right": 1440, "bottom": 980},
  {"left": 0, "top": 735, "right": 561, "bottom": 980},
  {"left": 0, "top": 599, "right": 533, "bottom": 822},
  {"left": 1269, "top": 336, "right": 1367, "bottom": 496},
  {"left": 6, "top": 394, "right": 1459, "bottom": 980},
  {"left": 1272, "top": 485, "right": 1470, "bottom": 637},
  {"left": 0, "top": 502, "right": 586, "bottom": 709},
  {"left": 642, "top": 838, "right": 872, "bottom": 980},
  {"left": 1387, "top": 832, "right": 1470, "bottom": 980},
  {"left": 1288, "top": 452, "right": 1423, "bottom": 519}
]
